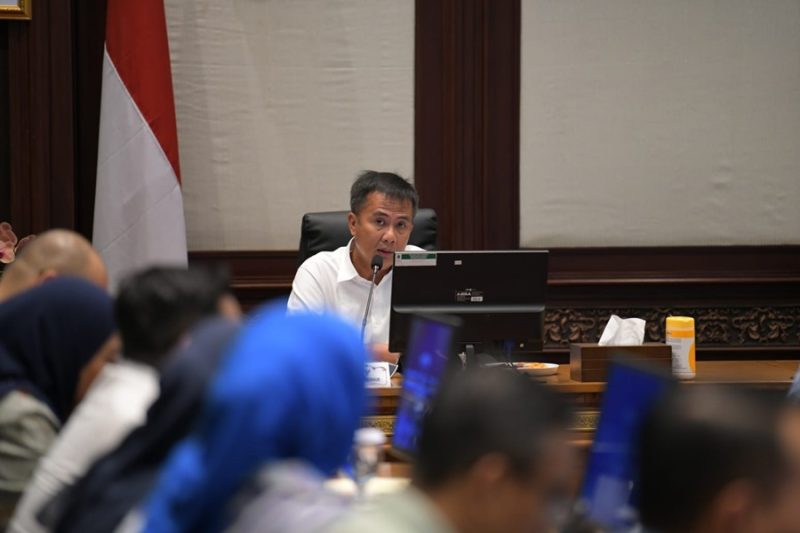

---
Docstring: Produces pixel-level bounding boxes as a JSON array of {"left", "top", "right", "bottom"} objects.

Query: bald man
[{"left": 0, "top": 229, "right": 108, "bottom": 303}]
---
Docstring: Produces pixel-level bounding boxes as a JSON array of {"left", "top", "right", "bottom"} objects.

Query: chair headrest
[{"left": 298, "top": 208, "right": 438, "bottom": 264}]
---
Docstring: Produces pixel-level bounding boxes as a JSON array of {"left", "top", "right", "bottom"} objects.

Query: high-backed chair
[{"left": 297, "top": 208, "right": 438, "bottom": 265}]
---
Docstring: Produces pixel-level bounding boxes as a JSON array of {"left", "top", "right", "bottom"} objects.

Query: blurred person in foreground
[
  {"left": 0, "top": 229, "right": 107, "bottom": 303},
  {"left": 41, "top": 317, "right": 241, "bottom": 533},
  {"left": 637, "top": 386, "right": 795, "bottom": 533},
  {"left": 330, "top": 368, "right": 575, "bottom": 533},
  {"left": 131, "top": 307, "right": 367, "bottom": 532},
  {"left": 0, "top": 278, "right": 116, "bottom": 525},
  {"left": 9, "top": 266, "right": 240, "bottom": 533},
  {"left": 766, "top": 401, "right": 800, "bottom": 533}
]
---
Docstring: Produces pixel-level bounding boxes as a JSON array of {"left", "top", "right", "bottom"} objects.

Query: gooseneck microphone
[{"left": 361, "top": 254, "right": 384, "bottom": 342}]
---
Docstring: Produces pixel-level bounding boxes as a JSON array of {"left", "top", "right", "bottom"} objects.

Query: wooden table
[{"left": 365, "top": 360, "right": 799, "bottom": 441}]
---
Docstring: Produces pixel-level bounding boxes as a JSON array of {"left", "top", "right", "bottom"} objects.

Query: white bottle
[{"left": 353, "top": 427, "right": 386, "bottom": 496}]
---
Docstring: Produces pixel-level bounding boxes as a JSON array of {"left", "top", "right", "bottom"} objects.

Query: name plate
[{"left": 365, "top": 362, "right": 392, "bottom": 388}]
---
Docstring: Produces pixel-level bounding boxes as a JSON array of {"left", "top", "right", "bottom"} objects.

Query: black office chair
[{"left": 298, "top": 208, "right": 438, "bottom": 265}]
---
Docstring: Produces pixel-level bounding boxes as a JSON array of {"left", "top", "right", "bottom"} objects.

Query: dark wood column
[
  {"left": 6, "top": 2, "right": 77, "bottom": 236},
  {"left": 0, "top": 24, "right": 10, "bottom": 223},
  {"left": 415, "top": 0, "right": 521, "bottom": 250}
]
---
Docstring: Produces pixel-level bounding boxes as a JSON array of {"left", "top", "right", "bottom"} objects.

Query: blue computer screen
[
  {"left": 580, "top": 360, "right": 672, "bottom": 529},
  {"left": 391, "top": 316, "right": 455, "bottom": 456}
]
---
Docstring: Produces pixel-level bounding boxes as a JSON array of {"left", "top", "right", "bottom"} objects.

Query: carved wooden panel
[{"left": 544, "top": 307, "right": 800, "bottom": 348}]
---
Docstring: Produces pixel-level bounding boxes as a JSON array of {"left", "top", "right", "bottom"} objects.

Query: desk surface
[
  {"left": 372, "top": 360, "right": 799, "bottom": 396},
  {"left": 366, "top": 360, "right": 799, "bottom": 439}
]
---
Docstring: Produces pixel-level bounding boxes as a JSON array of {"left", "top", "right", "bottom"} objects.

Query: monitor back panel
[{"left": 390, "top": 250, "right": 548, "bottom": 354}]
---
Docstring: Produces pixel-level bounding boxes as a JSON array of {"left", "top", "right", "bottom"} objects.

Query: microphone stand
[{"left": 361, "top": 255, "right": 384, "bottom": 342}]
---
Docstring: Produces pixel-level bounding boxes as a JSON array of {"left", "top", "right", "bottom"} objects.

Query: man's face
[
  {"left": 348, "top": 192, "right": 414, "bottom": 277},
  {"left": 707, "top": 409, "right": 800, "bottom": 533},
  {"left": 217, "top": 293, "right": 243, "bottom": 322}
]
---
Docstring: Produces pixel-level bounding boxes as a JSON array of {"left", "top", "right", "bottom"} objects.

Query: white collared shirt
[{"left": 287, "top": 239, "right": 423, "bottom": 345}]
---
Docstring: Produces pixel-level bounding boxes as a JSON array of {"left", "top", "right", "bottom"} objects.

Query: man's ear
[
  {"left": 347, "top": 212, "right": 357, "bottom": 237},
  {"left": 467, "top": 453, "right": 511, "bottom": 493},
  {"left": 36, "top": 268, "right": 59, "bottom": 284},
  {"left": 708, "top": 479, "right": 760, "bottom": 533}
]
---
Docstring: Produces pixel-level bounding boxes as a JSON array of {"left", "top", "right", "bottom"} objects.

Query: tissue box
[{"left": 570, "top": 343, "right": 672, "bottom": 382}]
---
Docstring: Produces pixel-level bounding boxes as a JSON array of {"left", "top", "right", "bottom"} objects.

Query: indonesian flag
[{"left": 93, "top": 0, "right": 187, "bottom": 291}]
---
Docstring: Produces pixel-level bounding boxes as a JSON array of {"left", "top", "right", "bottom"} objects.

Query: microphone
[
  {"left": 361, "top": 254, "right": 384, "bottom": 341},
  {"left": 370, "top": 254, "right": 384, "bottom": 272}
]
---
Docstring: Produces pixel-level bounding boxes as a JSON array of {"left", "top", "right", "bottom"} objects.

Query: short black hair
[
  {"left": 114, "top": 265, "right": 232, "bottom": 366},
  {"left": 637, "top": 387, "right": 787, "bottom": 532},
  {"left": 413, "top": 368, "right": 571, "bottom": 489},
  {"left": 350, "top": 170, "right": 418, "bottom": 216}
]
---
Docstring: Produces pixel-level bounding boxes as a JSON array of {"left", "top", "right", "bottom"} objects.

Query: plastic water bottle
[{"left": 353, "top": 427, "right": 386, "bottom": 497}]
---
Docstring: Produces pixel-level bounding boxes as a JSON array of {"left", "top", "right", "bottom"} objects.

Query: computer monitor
[
  {"left": 391, "top": 314, "right": 461, "bottom": 459},
  {"left": 389, "top": 250, "right": 548, "bottom": 362}
]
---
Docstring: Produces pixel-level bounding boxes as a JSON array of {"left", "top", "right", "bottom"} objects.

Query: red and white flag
[{"left": 93, "top": 0, "right": 187, "bottom": 291}]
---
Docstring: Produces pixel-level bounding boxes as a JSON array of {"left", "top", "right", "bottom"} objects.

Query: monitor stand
[{"left": 461, "top": 343, "right": 514, "bottom": 369}]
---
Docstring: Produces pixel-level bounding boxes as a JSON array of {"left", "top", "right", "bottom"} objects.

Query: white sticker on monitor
[
  {"left": 395, "top": 252, "right": 437, "bottom": 267},
  {"left": 456, "top": 288, "right": 484, "bottom": 303}
]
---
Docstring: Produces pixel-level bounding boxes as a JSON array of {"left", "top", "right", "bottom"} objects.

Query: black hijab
[
  {"left": 45, "top": 317, "right": 239, "bottom": 533},
  {"left": 0, "top": 277, "right": 115, "bottom": 422}
]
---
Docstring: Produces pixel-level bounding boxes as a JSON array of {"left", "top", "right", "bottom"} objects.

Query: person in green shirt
[{"left": 330, "top": 369, "right": 575, "bottom": 533}]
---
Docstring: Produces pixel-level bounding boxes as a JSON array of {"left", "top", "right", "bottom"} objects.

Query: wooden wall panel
[{"left": 415, "top": 0, "right": 520, "bottom": 250}]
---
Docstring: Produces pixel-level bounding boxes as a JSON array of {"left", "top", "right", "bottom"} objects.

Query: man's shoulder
[
  {"left": 297, "top": 246, "right": 349, "bottom": 274},
  {"left": 328, "top": 488, "right": 453, "bottom": 533},
  {"left": 404, "top": 244, "right": 425, "bottom": 252},
  {"left": 327, "top": 498, "right": 408, "bottom": 533}
]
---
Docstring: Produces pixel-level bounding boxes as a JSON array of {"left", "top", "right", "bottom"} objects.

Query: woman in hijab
[
  {"left": 0, "top": 277, "right": 116, "bottom": 519},
  {"left": 42, "top": 317, "right": 241, "bottom": 533},
  {"left": 139, "top": 307, "right": 367, "bottom": 533}
]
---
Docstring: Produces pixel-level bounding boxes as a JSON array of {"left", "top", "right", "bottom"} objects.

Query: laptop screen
[
  {"left": 788, "top": 364, "right": 800, "bottom": 399},
  {"left": 580, "top": 359, "right": 673, "bottom": 529},
  {"left": 391, "top": 314, "right": 459, "bottom": 458}
]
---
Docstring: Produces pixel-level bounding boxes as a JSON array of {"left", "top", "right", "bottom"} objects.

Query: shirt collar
[
  {"left": 337, "top": 238, "right": 394, "bottom": 285},
  {"left": 337, "top": 239, "right": 363, "bottom": 283}
]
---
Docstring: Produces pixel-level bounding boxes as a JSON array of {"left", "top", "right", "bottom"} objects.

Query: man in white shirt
[{"left": 287, "top": 171, "right": 422, "bottom": 363}]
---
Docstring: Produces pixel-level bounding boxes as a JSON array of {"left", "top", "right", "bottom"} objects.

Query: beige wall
[
  {"left": 521, "top": 0, "right": 800, "bottom": 246},
  {"left": 165, "top": 0, "right": 414, "bottom": 251}
]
